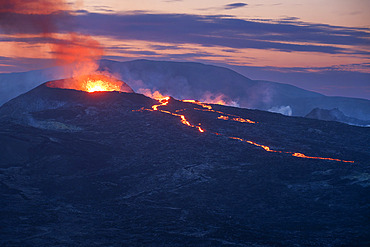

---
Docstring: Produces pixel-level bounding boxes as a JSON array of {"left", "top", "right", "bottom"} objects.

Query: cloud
[
  {"left": 224, "top": 3, "right": 248, "bottom": 10},
  {"left": 150, "top": 44, "right": 182, "bottom": 50},
  {"left": 109, "top": 48, "right": 160, "bottom": 56},
  {"left": 72, "top": 12, "right": 369, "bottom": 55},
  {"left": 0, "top": 56, "right": 54, "bottom": 72},
  {"left": 1, "top": 12, "right": 370, "bottom": 57},
  {"left": 93, "top": 6, "right": 113, "bottom": 13}
]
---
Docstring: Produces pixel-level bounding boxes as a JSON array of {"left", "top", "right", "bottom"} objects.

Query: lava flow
[
  {"left": 218, "top": 115, "right": 256, "bottom": 124},
  {"left": 191, "top": 105, "right": 256, "bottom": 124},
  {"left": 150, "top": 97, "right": 205, "bottom": 133},
  {"left": 137, "top": 96, "right": 354, "bottom": 164},
  {"left": 183, "top": 99, "right": 255, "bottom": 123}
]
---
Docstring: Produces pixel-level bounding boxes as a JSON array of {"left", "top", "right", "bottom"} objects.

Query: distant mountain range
[
  {"left": 306, "top": 108, "right": 370, "bottom": 127},
  {"left": 1, "top": 59, "right": 369, "bottom": 124}
]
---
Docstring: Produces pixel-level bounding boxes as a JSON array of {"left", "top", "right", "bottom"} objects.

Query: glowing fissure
[
  {"left": 228, "top": 136, "right": 353, "bottom": 163},
  {"left": 291, "top": 153, "right": 354, "bottom": 163},
  {"left": 150, "top": 97, "right": 205, "bottom": 133},
  {"left": 152, "top": 97, "right": 170, "bottom": 111},
  {"left": 137, "top": 97, "right": 354, "bottom": 164},
  {"left": 194, "top": 108, "right": 256, "bottom": 124},
  {"left": 218, "top": 115, "right": 256, "bottom": 124},
  {"left": 182, "top": 100, "right": 212, "bottom": 110}
]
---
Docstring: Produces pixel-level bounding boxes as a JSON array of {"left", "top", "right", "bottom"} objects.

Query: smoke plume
[{"left": 0, "top": 0, "right": 103, "bottom": 76}]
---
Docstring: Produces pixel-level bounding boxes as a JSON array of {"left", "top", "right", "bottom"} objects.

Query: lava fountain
[{"left": 46, "top": 74, "right": 134, "bottom": 93}]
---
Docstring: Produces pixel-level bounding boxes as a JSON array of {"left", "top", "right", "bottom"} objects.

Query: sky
[{"left": 0, "top": 0, "right": 369, "bottom": 99}]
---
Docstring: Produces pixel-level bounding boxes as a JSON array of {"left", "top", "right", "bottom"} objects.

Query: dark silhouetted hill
[{"left": 1, "top": 82, "right": 369, "bottom": 246}]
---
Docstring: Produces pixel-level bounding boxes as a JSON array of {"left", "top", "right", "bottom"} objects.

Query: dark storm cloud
[
  {"left": 2, "top": 12, "right": 369, "bottom": 55},
  {"left": 224, "top": 3, "right": 248, "bottom": 9}
]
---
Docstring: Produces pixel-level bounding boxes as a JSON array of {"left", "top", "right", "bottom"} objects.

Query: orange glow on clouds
[
  {"left": 1, "top": 35, "right": 369, "bottom": 73},
  {"left": 83, "top": 0, "right": 370, "bottom": 28},
  {"left": 100, "top": 39, "right": 370, "bottom": 72}
]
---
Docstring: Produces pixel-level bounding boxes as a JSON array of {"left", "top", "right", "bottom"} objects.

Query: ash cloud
[{"left": 0, "top": 0, "right": 104, "bottom": 77}]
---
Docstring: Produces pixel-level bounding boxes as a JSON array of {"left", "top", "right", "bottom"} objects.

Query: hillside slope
[{"left": 1, "top": 82, "right": 369, "bottom": 246}]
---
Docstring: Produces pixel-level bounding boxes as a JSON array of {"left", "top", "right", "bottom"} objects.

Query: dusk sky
[{"left": 0, "top": 0, "right": 369, "bottom": 99}]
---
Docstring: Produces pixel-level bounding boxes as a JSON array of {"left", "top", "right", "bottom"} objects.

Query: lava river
[{"left": 136, "top": 97, "right": 354, "bottom": 164}]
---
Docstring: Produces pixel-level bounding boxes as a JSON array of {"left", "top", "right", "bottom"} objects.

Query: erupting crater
[{"left": 46, "top": 74, "right": 134, "bottom": 93}]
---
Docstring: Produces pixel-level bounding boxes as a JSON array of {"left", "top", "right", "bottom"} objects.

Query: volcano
[
  {"left": 0, "top": 81, "right": 369, "bottom": 246},
  {"left": 46, "top": 75, "right": 135, "bottom": 93}
]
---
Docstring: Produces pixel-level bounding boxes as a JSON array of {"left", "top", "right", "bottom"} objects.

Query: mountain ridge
[{"left": 0, "top": 59, "right": 369, "bottom": 122}]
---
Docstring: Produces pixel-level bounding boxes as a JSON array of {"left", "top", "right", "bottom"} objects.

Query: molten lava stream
[
  {"left": 291, "top": 152, "right": 354, "bottom": 163},
  {"left": 151, "top": 97, "right": 205, "bottom": 133},
  {"left": 228, "top": 136, "right": 354, "bottom": 163},
  {"left": 183, "top": 100, "right": 256, "bottom": 124},
  {"left": 218, "top": 115, "right": 255, "bottom": 124},
  {"left": 182, "top": 100, "right": 212, "bottom": 110},
  {"left": 143, "top": 97, "right": 354, "bottom": 164}
]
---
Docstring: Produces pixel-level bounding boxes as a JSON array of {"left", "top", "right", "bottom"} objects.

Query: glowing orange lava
[
  {"left": 152, "top": 97, "right": 170, "bottom": 110},
  {"left": 218, "top": 115, "right": 229, "bottom": 120},
  {"left": 228, "top": 136, "right": 353, "bottom": 163},
  {"left": 135, "top": 96, "right": 354, "bottom": 164},
  {"left": 85, "top": 79, "right": 120, "bottom": 93},
  {"left": 144, "top": 97, "right": 205, "bottom": 133},
  {"left": 218, "top": 115, "right": 256, "bottom": 124},
  {"left": 82, "top": 75, "right": 122, "bottom": 93},
  {"left": 182, "top": 100, "right": 213, "bottom": 110},
  {"left": 190, "top": 103, "right": 256, "bottom": 124},
  {"left": 291, "top": 153, "right": 354, "bottom": 163},
  {"left": 46, "top": 74, "right": 129, "bottom": 93}
]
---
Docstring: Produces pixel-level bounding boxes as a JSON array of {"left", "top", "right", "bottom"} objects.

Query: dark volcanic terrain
[{"left": 0, "top": 82, "right": 369, "bottom": 246}]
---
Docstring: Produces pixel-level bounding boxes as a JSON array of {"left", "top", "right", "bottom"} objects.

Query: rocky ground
[{"left": 0, "top": 84, "right": 369, "bottom": 246}]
